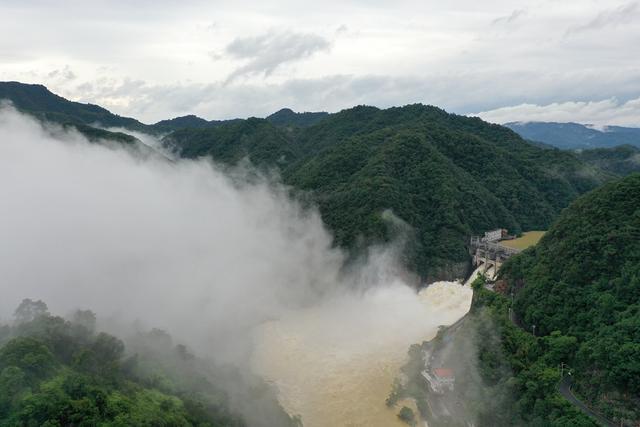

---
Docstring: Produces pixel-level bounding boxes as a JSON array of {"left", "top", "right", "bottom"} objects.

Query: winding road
[
  {"left": 557, "top": 376, "right": 616, "bottom": 427},
  {"left": 511, "top": 307, "right": 616, "bottom": 426}
]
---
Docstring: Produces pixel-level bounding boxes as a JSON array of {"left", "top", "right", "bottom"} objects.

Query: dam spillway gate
[{"left": 469, "top": 235, "right": 521, "bottom": 280}]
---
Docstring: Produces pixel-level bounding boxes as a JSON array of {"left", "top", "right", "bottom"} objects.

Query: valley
[{"left": 0, "top": 81, "right": 638, "bottom": 426}]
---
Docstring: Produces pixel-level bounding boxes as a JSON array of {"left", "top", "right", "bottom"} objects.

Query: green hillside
[
  {"left": 400, "top": 173, "right": 639, "bottom": 425},
  {"left": 165, "top": 117, "right": 300, "bottom": 166},
  {"left": 283, "top": 105, "right": 612, "bottom": 279},
  {"left": 0, "top": 81, "right": 152, "bottom": 145},
  {"left": 0, "top": 81, "right": 150, "bottom": 132},
  {"left": 500, "top": 173, "right": 640, "bottom": 423},
  {"left": 166, "top": 103, "right": 613, "bottom": 280},
  {"left": 0, "top": 82, "right": 618, "bottom": 280},
  {"left": 578, "top": 145, "right": 640, "bottom": 176},
  {"left": 266, "top": 108, "right": 329, "bottom": 128},
  {"left": 153, "top": 115, "right": 243, "bottom": 132},
  {"left": 0, "top": 300, "right": 298, "bottom": 427}
]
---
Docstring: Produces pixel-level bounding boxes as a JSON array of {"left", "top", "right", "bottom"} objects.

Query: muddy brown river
[{"left": 251, "top": 280, "right": 473, "bottom": 427}]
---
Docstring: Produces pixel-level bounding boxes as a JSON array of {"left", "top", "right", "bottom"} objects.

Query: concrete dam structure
[{"left": 469, "top": 231, "right": 521, "bottom": 280}]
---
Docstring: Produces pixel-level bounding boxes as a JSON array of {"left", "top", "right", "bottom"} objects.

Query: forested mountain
[
  {"left": 166, "top": 104, "right": 613, "bottom": 280},
  {"left": 265, "top": 108, "right": 329, "bottom": 127},
  {"left": 154, "top": 108, "right": 327, "bottom": 134},
  {"left": 153, "top": 115, "right": 243, "bottom": 132},
  {"left": 166, "top": 117, "right": 300, "bottom": 166},
  {"left": 0, "top": 81, "right": 150, "bottom": 134},
  {"left": 409, "top": 175, "right": 640, "bottom": 426},
  {"left": 578, "top": 145, "right": 640, "bottom": 176},
  {"left": 0, "top": 82, "right": 619, "bottom": 280},
  {"left": 497, "top": 173, "right": 640, "bottom": 424},
  {"left": 506, "top": 121, "right": 640, "bottom": 149},
  {"left": 0, "top": 300, "right": 299, "bottom": 427}
]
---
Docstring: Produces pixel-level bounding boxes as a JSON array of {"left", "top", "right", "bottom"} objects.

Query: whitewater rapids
[{"left": 251, "top": 280, "right": 473, "bottom": 427}]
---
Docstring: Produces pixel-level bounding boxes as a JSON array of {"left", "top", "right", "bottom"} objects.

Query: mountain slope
[
  {"left": 0, "top": 300, "right": 299, "bottom": 427},
  {"left": 501, "top": 173, "right": 640, "bottom": 423},
  {"left": 578, "top": 145, "right": 640, "bottom": 176},
  {"left": 164, "top": 103, "right": 613, "bottom": 280},
  {"left": 283, "top": 105, "right": 612, "bottom": 279},
  {"left": 164, "top": 117, "right": 300, "bottom": 167},
  {"left": 153, "top": 115, "right": 243, "bottom": 132},
  {"left": 0, "top": 81, "right": 150, "bottom": 132},
  {"left": 506, "top": 121, "right": 640, "bottom": 149},
  {"left": 266, "top": 108, "right": 329, "bottom": 127}
]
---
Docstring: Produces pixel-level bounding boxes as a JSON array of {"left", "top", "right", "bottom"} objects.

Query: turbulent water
[{"left": 251, "top": 280, "right": 473, "bottom": 427}]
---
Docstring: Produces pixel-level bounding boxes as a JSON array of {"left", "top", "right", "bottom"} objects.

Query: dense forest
[
  {"left": 393, "top": 174, "right": 639, "bottom": 426},
  {"left": 577, "top": 145, "right": 640, "bottom": 176},
  {"left": 0, "top": 299, "right": 299, "bottom": 427},
  {"left": 166, "top": 104, "right": 614, "bottom": 280},
  {"left": 498, "top": 173, "right": 640, "bottom": 424}
]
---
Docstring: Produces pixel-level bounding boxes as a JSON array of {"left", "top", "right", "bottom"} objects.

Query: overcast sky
[{"left": 1, "top": 0, "right": 639, "bottom": 125}]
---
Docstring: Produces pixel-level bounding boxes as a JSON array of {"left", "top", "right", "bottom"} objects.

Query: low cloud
[
  {"left": 224, "top": 30, "right": 331, "bottom": 82},
  {"left": 491, "top": 9, "right": 526, "bottom": 26},
  {"left": 0, "top": 105, "right": 421, "bottom": 364},
  {"left": 474, "top": 97, "right": 640, "bottom": 127},
  {"left": 567, "top": 2, "right": 639, "bottom": 35},
  {"left": 47, "top": 65, "right": 76, "bottom": 81}
]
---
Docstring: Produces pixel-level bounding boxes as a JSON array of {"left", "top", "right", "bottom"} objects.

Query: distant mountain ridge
[
  {"left": 0, "top": 81, "right": 328, "bottom": 134},
  {"left": 0, "top": 81, "right": 150, "bottom": 132},
  {"left": 506, "top": 121, "right": 640, "bottom": 149},
  {"left": 154, "top": 109, "right": 328, "bottom": 132},
  {"left": 576, "top": 144, "right": 640, "bottom": 176},
  {"left": 266, "top": 108, "right": 329, "bottom": 127}
]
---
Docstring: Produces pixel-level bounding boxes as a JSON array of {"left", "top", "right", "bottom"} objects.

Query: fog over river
[{"left": 252, "top": 280, "right": 473, "bottom": 427}]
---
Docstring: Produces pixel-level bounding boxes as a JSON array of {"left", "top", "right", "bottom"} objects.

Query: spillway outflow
[{"left": 251, "top": 280, "right": 473, "bottom": 427}]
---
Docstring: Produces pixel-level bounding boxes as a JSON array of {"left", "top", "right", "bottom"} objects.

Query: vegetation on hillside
[
  {"left": 165, "top": 118, "right": 300, "bottom": 167},
  {"left": 0, "top": 81, "right": 624, "bottom": 280},
  {"left": 500, "top": 173, "right": 640, "bottom": 424},
  {"left": 578, "top": 145, "right": 640, "bottom": 176},
  {"left": 0, "top": 81, "right": 154, "bottom": 146},
  {"left": 265, "top": 108, "right": 329, "bottom": 128},
  {"left": 393, "top": 276, "right": 599, "bottom": 426},
  {"left": 466, "top": 284, "right": 600, "bottom": 426},
  {"left": 0, "top": 81, "right": 150, "bottom": 133},
  {"left": 395, "top": 175, "right": 639, "bottom": 425},
  {"left": 164, "top": 104, "right": 613, "bottom": 280},
  {"left": 0, "top": 299, "right": 299, "bottom": 427},
  {"left": 153, "top": 115, "right": 243, "bottom": 132}
]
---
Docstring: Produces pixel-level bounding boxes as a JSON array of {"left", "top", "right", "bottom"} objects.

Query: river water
[{"left": 251, "top": 280, "right": 473, "bottom": 427}]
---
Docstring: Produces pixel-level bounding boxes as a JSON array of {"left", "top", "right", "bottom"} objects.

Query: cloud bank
[
  {"left": 0, "top": 106, "right": 418, "bottom": 363},
  {"left": 3, "top": 1, "right": 639, "bottom": 124},
  {"left": 566, "top": 2, "right": 639, "bottom": 35}
]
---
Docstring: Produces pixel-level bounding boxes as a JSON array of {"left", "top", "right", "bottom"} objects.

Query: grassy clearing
[{"left": 499, "top": 231, "right": 546, "bottom": 250}]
